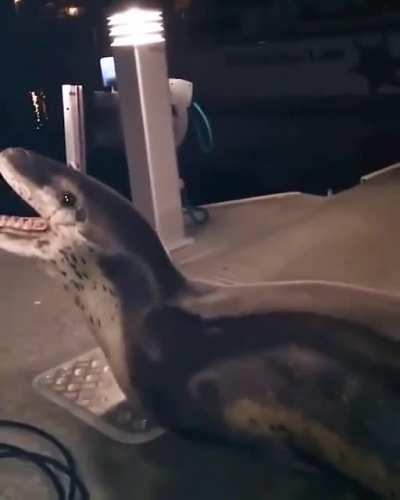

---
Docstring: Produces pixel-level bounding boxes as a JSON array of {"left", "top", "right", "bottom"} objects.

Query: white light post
[{"left": 108, "top": 7, "right": 188, "bottom": 251}]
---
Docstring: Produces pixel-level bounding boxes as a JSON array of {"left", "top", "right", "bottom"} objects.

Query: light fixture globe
[{"left": 108, "top": 8, "right": 164, "bottom": 47}]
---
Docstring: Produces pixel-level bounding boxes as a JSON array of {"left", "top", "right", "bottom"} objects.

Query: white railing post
[
  {"left": 62, "top": 84, "right": 87, "bottom": 173},
  {"left": 108, "top": 8, "right": 188, "bottom": 251}
]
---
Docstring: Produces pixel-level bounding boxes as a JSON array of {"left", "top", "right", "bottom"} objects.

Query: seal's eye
[{"left": 62, "top": 191, "right": 77, "bottom": 207}]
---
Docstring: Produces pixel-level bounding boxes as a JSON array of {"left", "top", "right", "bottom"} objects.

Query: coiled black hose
[{"left": 0, "top": 420, "right": 89, "bottom": 500}]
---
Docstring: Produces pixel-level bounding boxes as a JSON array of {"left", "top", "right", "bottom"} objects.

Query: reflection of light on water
[
  {"left": 29, "top": 91, "right": 48, "bottom": 130},
  {"left": 30, "top": 92, "right": 40, "bottom": 129}
]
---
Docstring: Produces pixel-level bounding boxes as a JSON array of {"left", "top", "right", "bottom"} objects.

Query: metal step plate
[{"left": 33, "top": 348, "right": 165, "bottom": 444}]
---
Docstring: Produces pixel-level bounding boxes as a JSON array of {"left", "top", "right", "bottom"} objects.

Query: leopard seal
[{"left": 0, "top": 147, "right": 399, "bottom": 498}]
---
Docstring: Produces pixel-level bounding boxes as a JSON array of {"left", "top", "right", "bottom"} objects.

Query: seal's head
[{"left": 0, "top": 147, "right": 183, "bottom": 293}]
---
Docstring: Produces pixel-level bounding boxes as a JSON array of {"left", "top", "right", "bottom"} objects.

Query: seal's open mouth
[{"left": 0, "top": 177, "right": 49, "bottom": 235}]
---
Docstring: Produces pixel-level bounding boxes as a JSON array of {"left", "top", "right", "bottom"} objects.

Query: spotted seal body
[
  {"left": 50, "top": 245, "right": 131, "bottom": 396},
  {"left": 0, "top": 148, "right": 399, "bottom": 498}
]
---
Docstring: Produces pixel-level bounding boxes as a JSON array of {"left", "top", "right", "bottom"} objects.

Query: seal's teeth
[
  {"left": 12, "top": 217, "right": 23, "bottom": 229},
  {"left": 4, "top": 216, "right": 22, "bottom": 229},
  {"left": 0, "top": 216, "right": 48, "bottom": 231},
  {"left": 5, "top": 217, "right": 14, "bottom": 228},
  {"left": 32, "top": 218, "right": 47, "bottom": 231},
  {"left": 22, "top": 218, "right": 33, "bottom": 230}
]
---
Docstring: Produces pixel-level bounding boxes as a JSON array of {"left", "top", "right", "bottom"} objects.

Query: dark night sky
[
  {"left": 1, "top": 0, "right": 400, "bottom": 201},
  {"left": 0, "top": 0, "right": 172, "bottom": 154}
]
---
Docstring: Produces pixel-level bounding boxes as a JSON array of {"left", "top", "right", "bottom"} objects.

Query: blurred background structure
[{"left": 2, "top": 0, "right": 400, "bottom": 206}]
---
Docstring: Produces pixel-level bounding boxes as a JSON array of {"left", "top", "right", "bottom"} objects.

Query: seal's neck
[
  {"left": 106, "top": 205, "right": 188, "bottom": 299},
  {"left": 147, "top": 243, "right": 187, "bottom": 299}
]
